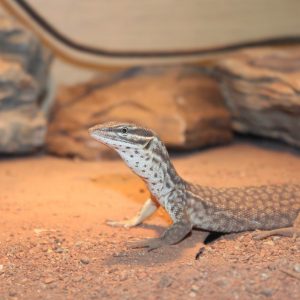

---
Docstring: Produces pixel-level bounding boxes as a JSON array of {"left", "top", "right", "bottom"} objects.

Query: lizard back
[{"left": 186, "top": 183, "right": 300, "bottom": 233}]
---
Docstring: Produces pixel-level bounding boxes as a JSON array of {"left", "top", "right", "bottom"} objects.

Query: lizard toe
[
  {"left": 252, "top": 227, "right": 300, "bottom": 240},
  {"left": 106, "top": 219, "right": 134, "bottom": 228},
  {"left": 127, "top": 238, "right": 164, "bottom": 250}
]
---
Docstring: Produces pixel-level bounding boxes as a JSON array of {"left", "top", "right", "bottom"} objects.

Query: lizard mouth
[{"left": 89, "top": 127, "right": 134, "bottom": 147}]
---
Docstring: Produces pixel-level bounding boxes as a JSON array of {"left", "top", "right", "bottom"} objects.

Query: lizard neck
[
  {"left": 146, "top": 148, "right": 184, "bottom": 202},
  {"left": 117, "top": 137, "right": 184, "bottom": 203}
]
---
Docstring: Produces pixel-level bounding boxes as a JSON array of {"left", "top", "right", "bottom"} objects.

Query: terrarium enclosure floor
[{"left": 0, "top": 140, "right": 300, "bottom": 300}]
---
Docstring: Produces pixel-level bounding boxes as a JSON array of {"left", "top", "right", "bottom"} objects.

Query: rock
[
  {"left": 0, "top": 59, "right": 37, "bottom": 109},
  {"left": 0, "top": 101, "right": 46, "bottom": 153},
  {"left": 215, "top": 278, "right": 229, "bottom": 287},
  {"left": 119, "top": 272, "right": 128, "bottom": 281},
  {"left": 189, "top": 291, "right": 197, "bottom": 298},
  {"left": 80, "top": 257, "right": 90, "bottom": 265},
  {"left": 55, "top": 247, "right": 65, "bottom": 254},
  {"left": 294, "top": 263, "right": 300, "bottom": 273},
  {"left": 0, "top": 14, "right": 53, "bottom": 154},
  {"left": 44, "top": 277, "right": 56, "bottom": 284},
  {"left": 260, "top": 273, "right": 270, "bottom": 281},
  {"left": 0, "top": 15, "right": 52, "bottom": 92},
  {"left": 260, "top": 288, "right": 274, "bottom": 297},
  {"left": 191, "top": 284, "right": 200, "bottom": 292},
  {"left": 157, "top": 275, "right": 173, "bottom": 288},
  {"left": 263, "top": 240, "right": 274, "bottom": 246},
  {"left": 216, "top": 46, "right": 300, "bottom": 148},
  {"left": 73, "top": 275, "right": 83, "bottom": 282},
  {"left": 47, "top": 67, "right": 232, "bottom": 160},
  {"left": 8, "top": 290, "right": 17, "bottom": 297}
]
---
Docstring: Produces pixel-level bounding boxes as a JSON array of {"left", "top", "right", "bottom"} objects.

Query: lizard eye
[{"left": 121, "top": 127, "right": 128, "bottom": 134}]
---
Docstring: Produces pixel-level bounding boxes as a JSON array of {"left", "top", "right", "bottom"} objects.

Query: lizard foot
[
  {"left": 253, "top": 227, "right": 300, "bottom": 240},
  {"left": 105, "top": 198, "right": 158, "bottom": 228},
  {"left": 106, "top": 219, "right": 138, "bottom": 228},
  {"left": 128, "top": 220, "right": 192, "bottom": 251},
  {"left": 127, "top": 238, "right": 165, "bottom": 251}
]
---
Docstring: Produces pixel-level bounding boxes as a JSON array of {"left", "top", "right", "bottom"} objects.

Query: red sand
[{"left": 0, "top": 141, "right": 300, "bottom": 299}]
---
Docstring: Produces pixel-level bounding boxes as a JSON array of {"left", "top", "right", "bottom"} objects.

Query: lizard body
[{"left": 89, "top": 122, "right": 300, "bottom": 249}]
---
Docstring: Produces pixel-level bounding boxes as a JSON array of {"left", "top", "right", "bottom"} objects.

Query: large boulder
[
  {"left": 216, "top": 47, "right": 300, "bottom": 148},
  {"left": 47, "top": 67, "right": 233, "bottom": 159},
  {"left": 0, "top": 15, "right": 53, "bottom": 154},
  {"left": 0, "top": 106, "right": 46, "bottom": 153}
]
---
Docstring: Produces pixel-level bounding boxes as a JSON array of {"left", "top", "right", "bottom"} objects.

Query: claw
[
  {"left": 127, "top": 238, "right": 164, "bottom": 250},
  {"left": 252, "top": 231, "right": 270, "bottom": 240},
  {"left": 106, "top": 219, "right": 136, "bottom": 228}
]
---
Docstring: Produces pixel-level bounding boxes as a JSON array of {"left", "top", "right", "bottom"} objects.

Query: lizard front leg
[
  {"left": 106, "top": 197, "right": 159, "bottom": 228},
  {"left": 253, "top": 213, "right": 300, "bottom": 240},
  {"left": 128, "top": 195, "right": 192, "bottom": 250},
  {"left": 128, "top": 219, "right": 192, "bottom": 250}
]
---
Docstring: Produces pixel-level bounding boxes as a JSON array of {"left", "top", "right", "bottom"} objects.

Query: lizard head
[
  {"left": 89, "top": 122, "right": 178, "bottom": 191},
  {"left": 89, "top": 121, "right": 157, "bottom": 153},
  {"left": 89, "top": 122, "right": 163, "bottom": 177}
]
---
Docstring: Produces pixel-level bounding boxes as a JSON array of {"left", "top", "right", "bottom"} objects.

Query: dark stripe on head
[{"left": 129, "top": 128, "right": 154, "bottom": 137}]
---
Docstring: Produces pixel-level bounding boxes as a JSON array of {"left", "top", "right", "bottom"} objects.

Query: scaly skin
[{"left": 89, "top": 122, "right": 300, "bottom": 250}]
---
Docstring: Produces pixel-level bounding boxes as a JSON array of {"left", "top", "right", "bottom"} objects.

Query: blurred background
[{"left": 1, "top": 0, "right": 300, "bottom": 159}]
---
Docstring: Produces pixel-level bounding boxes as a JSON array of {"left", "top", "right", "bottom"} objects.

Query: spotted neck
[{"left": 117, "top": 137, "right": 184, "bottom": 202}]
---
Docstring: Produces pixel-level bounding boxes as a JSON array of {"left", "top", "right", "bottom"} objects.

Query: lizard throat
[{"left": 117, "top": 146, "right": 183, "bottom": 202}]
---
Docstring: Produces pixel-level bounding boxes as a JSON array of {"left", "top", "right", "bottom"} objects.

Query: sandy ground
[{"left": 0, "top": 139, "right": 300, "bottom": 299}]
